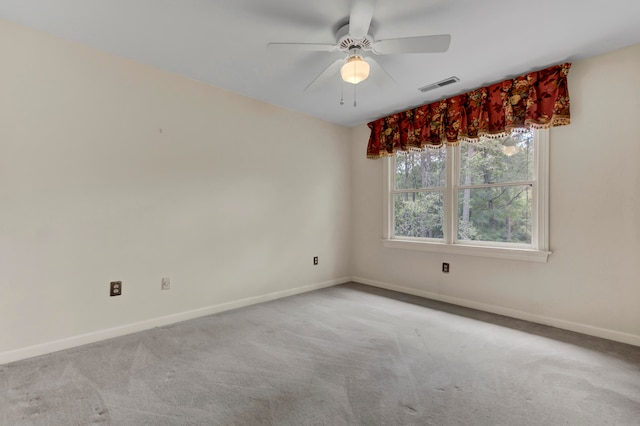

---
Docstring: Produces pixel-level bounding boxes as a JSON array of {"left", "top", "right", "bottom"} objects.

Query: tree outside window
[{"left": 391, "top": 130, "right": 543, "bottom": 249}]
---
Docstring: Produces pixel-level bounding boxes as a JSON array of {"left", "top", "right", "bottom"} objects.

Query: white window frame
[{"left": 382, "top": 129, "right": 551, "bottom": 262}]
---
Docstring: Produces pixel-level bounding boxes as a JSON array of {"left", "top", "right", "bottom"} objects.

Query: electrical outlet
[
  {"left": 110, "top": 281, "right": 122, "bottom": 296},
  {"left": 161, "top": 276, "right": 171, "bottom": 290},
  {"left": 442, "top": 263, "right": 450, "bottom": 273},
  {"left": 313, "top": 256, "right": 318, "bottom": 265}
]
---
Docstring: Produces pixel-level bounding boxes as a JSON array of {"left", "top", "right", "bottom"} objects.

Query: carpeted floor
[{"left": 1, "top": 283, "right": 639, "bottom": 425}]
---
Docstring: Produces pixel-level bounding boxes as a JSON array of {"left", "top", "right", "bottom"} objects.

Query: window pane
[
  {"left": 459, "top": 133, "right": 533, "bottom": 186},
  {"left": 394, "top": 192, "right": 444, "bottom": 239},
  {"left": 395, "top": 150, "right": 446, "bottom": 190},
  {"left": 457, "top": 185, "right": 532, "bottom": 244}
]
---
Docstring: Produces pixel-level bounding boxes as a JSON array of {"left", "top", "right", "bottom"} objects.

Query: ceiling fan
[{"left": 267, "top": 0, "right": 451, "bottom": 92}]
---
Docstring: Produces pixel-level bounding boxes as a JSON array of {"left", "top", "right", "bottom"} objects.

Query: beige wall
[
  {"left": 350, "top": 43, "right": 640, "bottom": 345},
  {"left": 0, "top": 20, "right": 352, "bottom": 361}
]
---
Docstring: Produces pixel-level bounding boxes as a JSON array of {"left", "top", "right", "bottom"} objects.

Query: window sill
[{"left": 382, "top": 239, "right": 551, "bottom": 263}]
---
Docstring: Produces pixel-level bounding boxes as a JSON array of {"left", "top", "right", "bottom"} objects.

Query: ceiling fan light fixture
[{"left": 340, "top": 54, "right": 370, "bottom": 85}]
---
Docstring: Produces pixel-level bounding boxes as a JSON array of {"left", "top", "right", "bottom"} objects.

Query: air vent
[{"left": 418, "top": 76, "right": 460, "bottom": 93}]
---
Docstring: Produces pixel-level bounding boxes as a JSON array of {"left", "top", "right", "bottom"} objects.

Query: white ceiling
[{"left": 2, "top": 0, "right": 640, "bottom": 127}]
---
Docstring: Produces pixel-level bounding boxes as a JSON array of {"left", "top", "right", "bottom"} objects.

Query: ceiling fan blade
[
  {"left": 305, "top": 59, "right": 344, "bottom": 92},
  {"left": 364, "top": 57, "right": 396, "bottom": 88},
  {"left": 267, "top": 42, "right": 338, "bottom": 52},
  {"left": 349, "top": 0, "right": 376, "bottom": 39},
  {"left": 373, "top": 34, "right": 451, "bottom": 55}
]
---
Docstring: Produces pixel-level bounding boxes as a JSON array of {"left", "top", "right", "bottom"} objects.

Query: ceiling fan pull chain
[
  {"left": 354, "top": 82, "right": 357, "bottom": 107},
  {"left": 340, "top": 80, "right": 345, "bottom": 106},
  {"left": 354, "top": 63, "right": 357, "bottom": 107}
]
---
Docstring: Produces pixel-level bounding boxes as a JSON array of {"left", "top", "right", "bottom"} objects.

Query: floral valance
[{"left": 366, "top": 63, "right": 571, "bottom": 159}]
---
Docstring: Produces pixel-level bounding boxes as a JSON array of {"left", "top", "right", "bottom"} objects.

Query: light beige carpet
[{"left": 1, "top": 283, "right": 639, "bottom": 425}]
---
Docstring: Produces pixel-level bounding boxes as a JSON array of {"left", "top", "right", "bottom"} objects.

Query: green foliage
[
  {"left": 393, "top": 133, "right": 534, "bottom": 244},
  {"left": 395, "top": 150, "right": 446, "bottom": 190},
  {"left": 394, "top": 151, "right": 445, "bottom": 239},
  {"left": 460, "top": 133, "right": 532, "bottom": 186},
  {"left": 394, "top": 192, "right": 444, "bottom": 238},
  {"left": 458, "top": 186, "right": 531, "bottom": 243}
]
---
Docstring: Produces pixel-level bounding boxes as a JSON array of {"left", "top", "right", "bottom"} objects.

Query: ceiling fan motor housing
[{"left": 336, "top": 23, "right": 373, "bottom": 52}]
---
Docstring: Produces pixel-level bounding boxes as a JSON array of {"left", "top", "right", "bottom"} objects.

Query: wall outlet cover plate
[{"left": 110, "top": 281, "right": 122, "bottom": 296}]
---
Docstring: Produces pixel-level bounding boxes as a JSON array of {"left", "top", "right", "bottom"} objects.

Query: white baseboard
[
  {"left": 0, "top": 277, "right": 350, "bottom": 366},
  {"left": 4, "top": 275, "right": 637, "bottom": 365},
  {"left": 352, "top": 276, "right": 640, "bottom": 347}
]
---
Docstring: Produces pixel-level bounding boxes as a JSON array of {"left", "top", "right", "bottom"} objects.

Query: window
[{"left": 383, "top": 129, "right": 550, "bottom": 262}]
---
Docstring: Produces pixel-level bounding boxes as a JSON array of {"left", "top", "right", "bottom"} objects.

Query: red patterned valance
[{"left": 366, "top": 63, "right": 571, "bottom": 158}]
